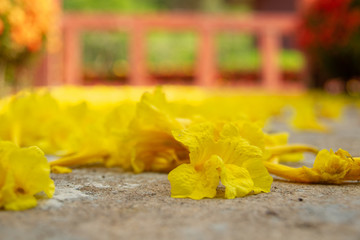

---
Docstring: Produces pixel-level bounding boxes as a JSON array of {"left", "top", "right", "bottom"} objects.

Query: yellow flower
[
  {"left": 50, "top": 87, "right": 190, "bottom": 173},
  {"left": 0, "top": 141, "right": 54, "bottom": 211},
  {"left": 0, "top": 92, "right": 65, "bottom": 153},
  {"left": 317, "top": 96, "right": 346, "bottom": 120},
  {"left": 265, "top": 149, "right": 360, "bottom": 184},
  {"left": 50, "top": 102, "right": 126, "bottom": 170},
  {"left": 124, "top": 87, "right": 190, "bottom": 173},
  {"left": 168, "top": 122, "right": 273, "bottom": 199},
  {"left": 290, "top": 98, "right": 329, "bottom": 132}
]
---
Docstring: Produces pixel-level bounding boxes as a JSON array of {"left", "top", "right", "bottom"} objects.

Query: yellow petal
[
  {"left": 234, "top": 121, "right": 265, "bottom": 151},
  {"left": 123, "top": 88, "right": 190, "bottom": 173},
  {"left": 128, "top": 130, "right": 189, "bottom": 173},
  {"left": 220, "top": 164, "right": 254, "bottom": 199},
  {"left": 172, "top": 122, "right": 215, "bottom": 165},
  {"left": 168, "top": 156, "right": 221, "bottom": 200},
  {"left": 0, "top": 167, "right": 35, "bottom": 211},
  {"left": 131, "top": 87, "right": 183, "bottom": 132},
  {"left": 0, "top": 141, "right": 55, "bottom": 211},
  {"left": 10, "top": 146, "right": 55, "bottom": 198},
  {"left": 3, "top": 195, "right": 37, "bottom": 211},
  {"left": 174, "top": 122, "right": 265, "bottom": 167},
  {"left": 312, "top": 149, "right": 352, "bottom": 182},
  {"left": 243, "top": 158, "right": 273, "bottom": 194},
  {"left": 345, "top": 157, "right": 360, "bottom": 180},
  {"left": 291, "top": 101, "right": 329, "bottom": 132},
  {"left": 217, "top": 124, "right": 263, "bottom": 166},
  {"left": 264, "top": 132, "right": 289, "bottom": 146},
  {"left": 50, "top": 150, "right": 107, "bottom": 168},
  {"left": 51, "top": 165, "right": 72, "bottom": 174}
]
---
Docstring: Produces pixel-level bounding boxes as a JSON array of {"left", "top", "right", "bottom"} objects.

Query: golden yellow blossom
[
  {"left": 317, "top": 96, "right": 346, "bottom": 120},
  {"left": 0, "top": 92, "right": 67, "bottom": 153},
  {"left": 265, "top": 149, "right": 360, "bottom": 183},
  {"left": 169, "top": 122, "right": 272, "bottom": 199},
  {"left": 123, "top": 87, "right": 190, "bottom": 173},
  {"left": 49, "top": 102, "right": 126, "bottom": 170},
  {"left": 290, "top": 98, "right": 329, "bottom": 132},
  {"left": 50, "top": 87, "right": 190, "bottom": 173},
  {"left": 0, "top": 141, "right": 54, "bottom": 211}
]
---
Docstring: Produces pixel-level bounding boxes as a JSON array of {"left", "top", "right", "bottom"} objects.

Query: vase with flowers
[{"left": 0, "top": 0, "right": 58, "bottom": 95}]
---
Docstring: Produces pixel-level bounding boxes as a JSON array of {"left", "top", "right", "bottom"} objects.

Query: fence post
[
  {"left": 34, "top": 0, "right": 63, "bottom": 86},
  {"left": 129, "top": 22, "right": 148, "bottom": 86},
  {"left": 47, "top": 0, "right": 63, "bottom": 86},
  {"left": 260, "top": 28, "right": 281, "bottom": 90},
  {"left": 63, "top": 26, "right": 82, "bottom": 85},
  {"left": 196, "top": 22, "right": 217, "bottom": 87}
]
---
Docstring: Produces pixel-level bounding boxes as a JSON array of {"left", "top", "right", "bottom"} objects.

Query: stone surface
[{"left": 1, "top": 108, "right": 360, "bottom": 240}]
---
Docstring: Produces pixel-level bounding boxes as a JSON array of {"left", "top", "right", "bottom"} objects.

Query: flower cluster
[
  {"left": 0, "top": 86, "right": 358, "bottom": 209},
  {"left": 0, "top": 0, "right": 58, "bottom": 63}
]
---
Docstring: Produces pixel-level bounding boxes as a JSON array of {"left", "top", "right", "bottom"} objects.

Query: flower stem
[{"left": 266, "top": 144, "right": 319, "bottom": 156}]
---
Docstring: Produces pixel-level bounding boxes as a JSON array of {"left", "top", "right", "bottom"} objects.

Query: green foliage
[
  {"left": 217, "top": 33, "right": 260, "bottom": 72},
  {"left": 280, "top": 51, "right": 305, "bottom": 72},
  {"left": 82, "top": 32, "right": 128, "bottom": 78},
  {"left": 218, "top": 33, "right": 304, "bottom": 72},
  {"left": 147, "top": 32, "right": 197, "bottom": 73},
  {"left": 63, "top": 0, "right": 167, "bottom": 13}
]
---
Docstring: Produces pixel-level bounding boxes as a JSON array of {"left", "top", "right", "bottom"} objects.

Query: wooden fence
[{"left": 43, "top": 13, "right": 304, "bottom": 90}]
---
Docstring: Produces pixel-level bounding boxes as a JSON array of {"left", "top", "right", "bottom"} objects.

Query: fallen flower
[
  {"left": 119, "top": 87, "right": 190, "bottom": 173},
  {"left": 0, "top": 141, "right": 55, "bottom": 211},
  {"left": 290, "top": 98, "right": 329, "bottom": 132},
  {"left": 264, "top": 148, "right": 360, "bottom": 183},
  {"left": 168, "top": 122, "right": 273, "bottom": 199}
]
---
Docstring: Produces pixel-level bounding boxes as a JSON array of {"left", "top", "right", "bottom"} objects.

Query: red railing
[{"left": 45, "top": 12, "right": 303, "bottom": 90}]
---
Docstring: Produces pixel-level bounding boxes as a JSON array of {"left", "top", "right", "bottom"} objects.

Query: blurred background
[
  {"left": 0, "top": 0, "right": 359, "bottom": 94},
  {"left": 68, "top": 0, "right": 303, "bottom": 85}
]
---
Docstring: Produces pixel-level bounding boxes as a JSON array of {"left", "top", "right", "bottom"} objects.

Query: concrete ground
[{"left": 1, "top": 107, "right": 360, "bottom": 240}]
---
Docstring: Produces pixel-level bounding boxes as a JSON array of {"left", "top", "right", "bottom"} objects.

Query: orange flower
[
  {"left": 11, "top": 23, "right": 42, "bottom": 52},
  {"left": 0, "top": 20, "right": 3, "bottom": 36},
  {"left": 2, "top": 0, "right": 59, "bottom": 54},
  {"left": 0, "top": 0, "right": 11, "bottom": 15}
]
